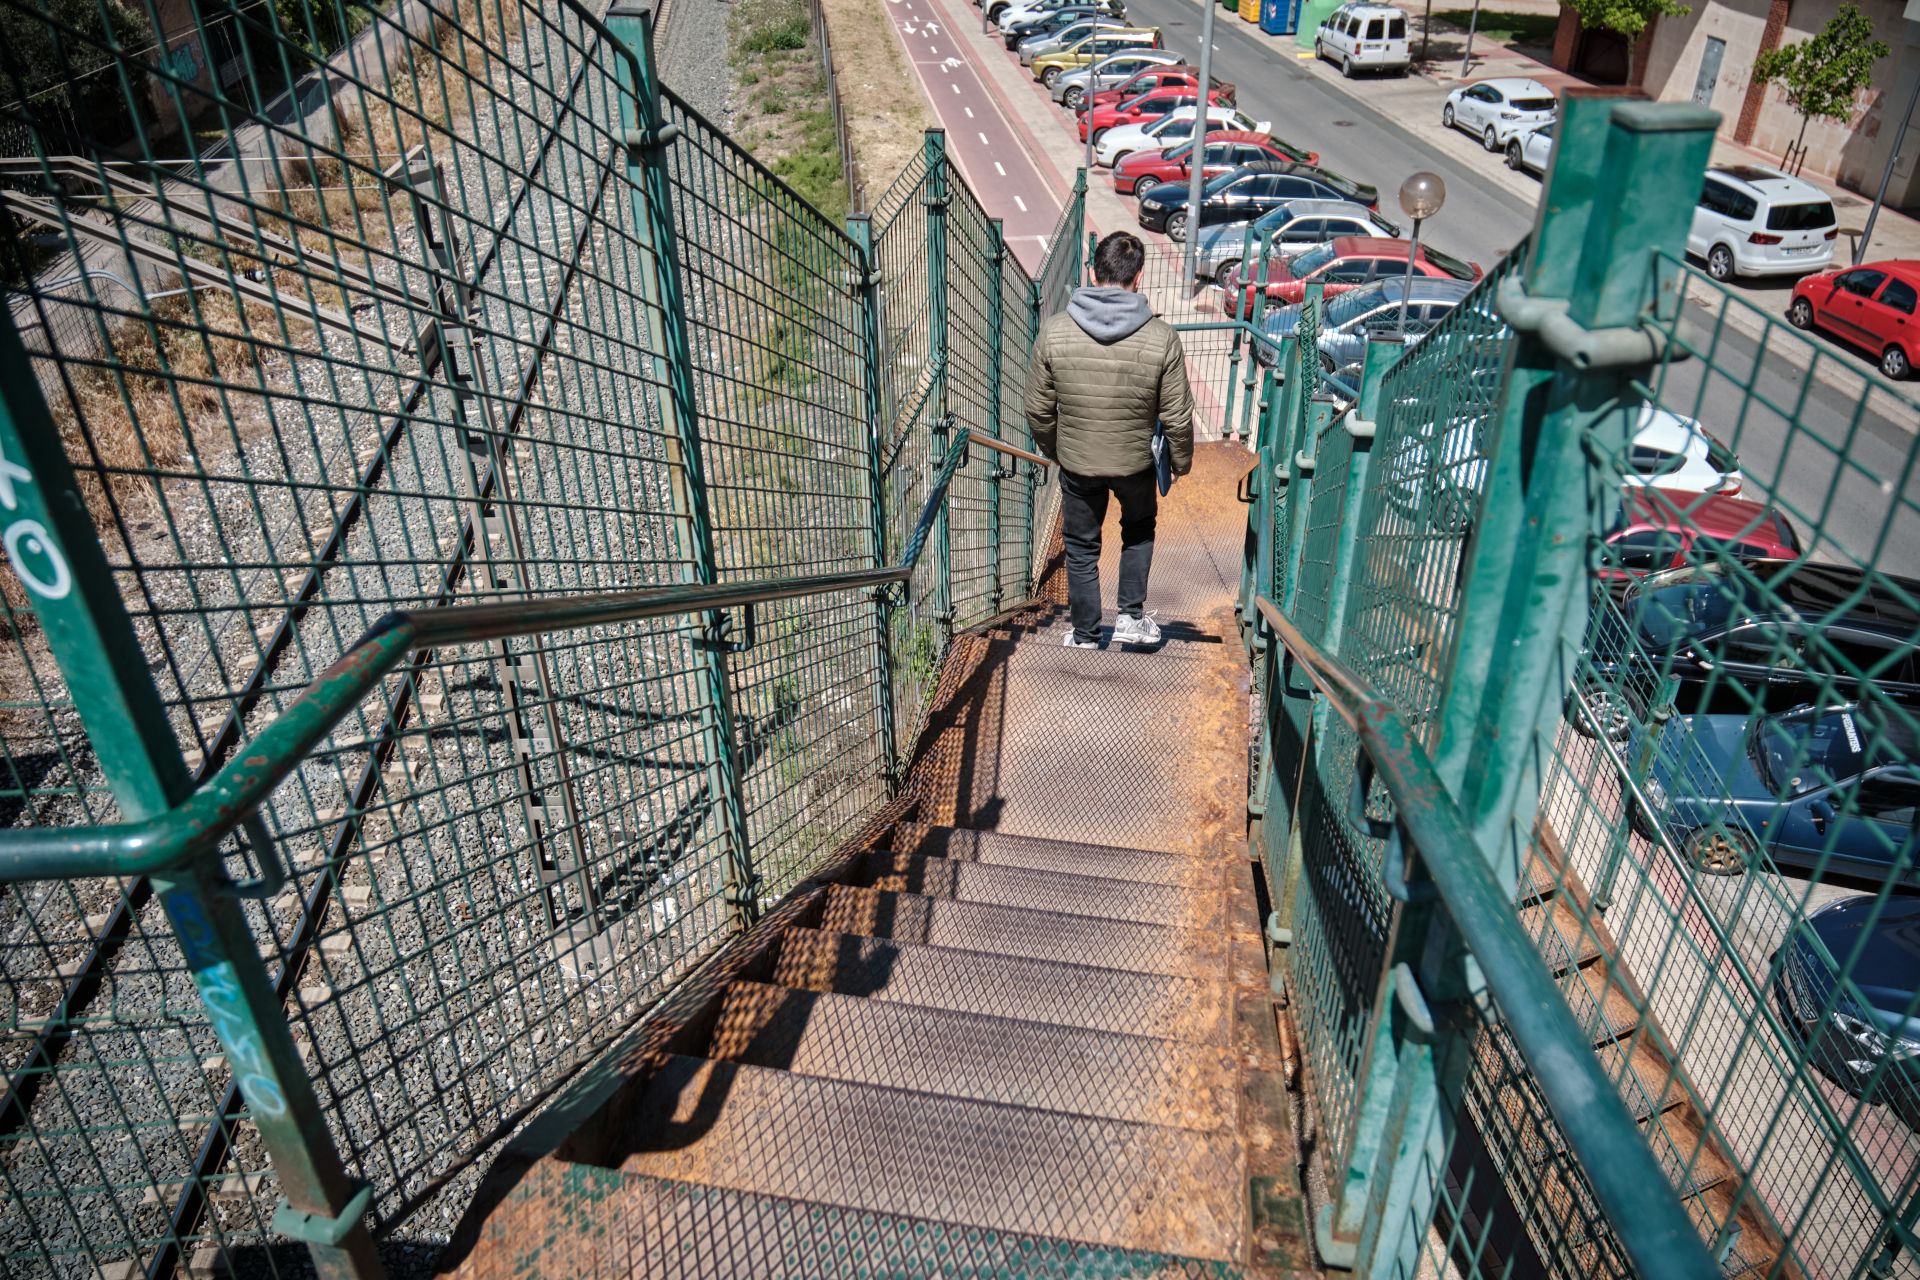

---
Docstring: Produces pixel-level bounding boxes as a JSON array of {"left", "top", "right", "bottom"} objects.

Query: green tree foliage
[
  {"left": 1561, "top": 0, "right": 1686, "bottom": 41},
  {"left": 0, "top": 0, "right": 155, "bottom": 102},
  {"left": 1752, "top": 3, "right": 1891, "bottom": 152}
]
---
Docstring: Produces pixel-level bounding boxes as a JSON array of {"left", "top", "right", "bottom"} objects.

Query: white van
[
  {"left": 1687, "top": 164, "right": 1837, "bottom": 282},
  {"left": 1315, "top": 4, "right": 1410, "bottom": 77}
]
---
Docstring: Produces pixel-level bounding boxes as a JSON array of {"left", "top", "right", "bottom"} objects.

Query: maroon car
[
  {"left": 1111, "top": 131, "right": 1319, "bottom": 196},
  {"left": 1599, "top": 488, "right": 1803, "bottom": 586}
]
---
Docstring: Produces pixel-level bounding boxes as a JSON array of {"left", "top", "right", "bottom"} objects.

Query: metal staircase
[{"left": 436, "top": 442, "right": 1309, "bottom": 1277}]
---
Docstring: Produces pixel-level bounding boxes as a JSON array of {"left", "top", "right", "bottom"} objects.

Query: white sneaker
[
  {"left": 1111, "top": 612, "right": 1162, "bottom": 646},
  {"left": 1062, "top": 630, "right": 1101, "bottom": 649}
]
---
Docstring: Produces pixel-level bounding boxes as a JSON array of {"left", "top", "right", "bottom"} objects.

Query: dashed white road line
[
  {"left": 994, "top": 162, "right": 1006, "bottom": 176},
  {"left": 952, "top": 83, "right": 961, "bottom": 93},
  {"left": 978, "top": 131, "right": 990, "bottom": 145},
  {"left": 1014, "top": 196, "right": 1028, "bottom": 212},
  {"left": 964, "top": 106, "right": 974, "bottom": 118}
]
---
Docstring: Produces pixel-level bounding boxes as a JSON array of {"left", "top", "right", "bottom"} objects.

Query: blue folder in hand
[{"left": 1150, "top": 419, "right": 1173, "bottom": 496}]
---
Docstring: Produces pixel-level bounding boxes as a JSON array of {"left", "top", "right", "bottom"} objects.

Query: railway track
[{"left": 0, "top": 1, "right": 697, "bottom": 1272}]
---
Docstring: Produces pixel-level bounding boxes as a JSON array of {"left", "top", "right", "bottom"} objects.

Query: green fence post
[
  {"left": 0, "top": 322, "right": 385, "bottom": 1279},
  {"left": 1337, "top": 97, "right": 1725, "bottom": 1280},
  {"left": 1025, "top": 276, "right": 1046, "bottom": 591},
  {"left": 985, "top": 217, "right": 1007, "bottom": 613},
  {"left": 609, "top": 5, "right": 759, "bottom": 928},
  {"left": 847, "top": 212, "right": 901, "bottom": 787},
  {"left": 924, "top": 129, "right": 956, "bottom": 635}
]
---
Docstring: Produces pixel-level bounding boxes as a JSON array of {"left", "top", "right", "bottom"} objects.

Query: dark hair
[{"left": 1092, "top": 231, "right": 1146, "bottom": 287}]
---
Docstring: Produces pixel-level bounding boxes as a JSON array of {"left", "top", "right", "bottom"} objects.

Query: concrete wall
[{"left": 1641, "top": 0, "right": 1920, "bottom": 209}]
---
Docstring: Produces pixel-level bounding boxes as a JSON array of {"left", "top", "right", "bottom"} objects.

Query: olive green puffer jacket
[{"left": 1024, "top": 286, "right": 1195, "bottom": 478}]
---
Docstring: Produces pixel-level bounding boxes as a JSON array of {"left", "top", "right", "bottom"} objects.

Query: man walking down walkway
[{"left": 1025, "top": 232, "right": 1195, "bottom": 649}]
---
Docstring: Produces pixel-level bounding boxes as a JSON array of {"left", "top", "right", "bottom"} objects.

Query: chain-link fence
[
  {"left": 1249, "top": 93, "right": 1920, "bottom": 1280},
  {"left": 0, "top": 1, "right": 1082, "bottom": 1275}
]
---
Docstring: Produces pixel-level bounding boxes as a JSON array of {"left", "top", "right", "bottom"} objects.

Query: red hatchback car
[
  {"left": 1788, "top": 260, "right": 1919, "bottom": 381},
  {"left": 1220, "top": 237, "right": 1482, "bottom": 317},
  {"left": 1079, "top": 85, "right": 1232, "bottom": 142},
  {"left": 1112, "top": 130, "right": 1319, "bottom": 195},
  {"left": 1598, "top": 488, "right": 1802, "bottom": 587}
]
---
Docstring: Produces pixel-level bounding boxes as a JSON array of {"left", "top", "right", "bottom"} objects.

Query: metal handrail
[
  {"left": 0, "top": 430, "right": 1035, "bottom": 884},
  {"left": 1251, "top": 594, "right": 1722, "bottom": 1280}
]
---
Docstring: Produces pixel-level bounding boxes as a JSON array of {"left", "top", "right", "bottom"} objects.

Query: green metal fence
[
  {"left": 0, "top": 2, "right": 1079, "bottom": 1274},
  {"left": 1246, "top": 93, "right": 1920, "bottom": 1280}
]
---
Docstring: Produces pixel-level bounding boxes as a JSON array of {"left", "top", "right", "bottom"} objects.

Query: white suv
[
  {"left": 1687, "top": 165, "right": 1837, "bottom": 282},
  {"left": 1314, "top": 4, "right": 1410, "bottom": 77}
]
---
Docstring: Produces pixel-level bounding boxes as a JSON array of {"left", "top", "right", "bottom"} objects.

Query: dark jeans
[{"left": 1059, "top": 466, "right": 1157, "bottom": 643}]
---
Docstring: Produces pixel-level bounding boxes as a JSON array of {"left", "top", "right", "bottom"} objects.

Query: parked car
[
  {"left": 1032, "top": 30, "right": 1164, "bottom": 85},
  {"left": 1688, "top": 164, "right": 1837, "bottom": 283},
  {"left": 1145, "top": 170, "right": 1395, "bottom": 241},
  {"left": 1596, "top": 489, "right": 1802, "bottom": 589},
  {"left": 1774, "top": 894, "right": 1920, "bottom": 1129},
  {"left": 1506, "top": 121, "right": 1555, "bottom": 175},
  {"left": 1050, "top": 50, "right": 1181, "bottom": 110},
  {"left": 1632, "top": 702, "right": 1918, "bottom": 884},
  {"left": 1192, "top": 197, "right": 1400, "bottom": 282},
  {"left": 1593, "top": 559, "right": 1920, "bottom": 732},
  {"left": 1081, "top": 61, "right": 1209, "bottom": 110},
  {"left": 1383, "top": 405, "right": 1734, "bottom": 544},
  {"left": 990, "top": 0, "right": 1121, "bottom": 25},
  {"left": 1253, "top": 277, "right": 1475, "bottom": 373},
  {"left": 1441, "top": 78, "right": 1557, "bottom": 152},
  {"left": 1095, "top": 105, "right": 1264, "bottom": 167},
  {"left": 1112, "top": 131, "right": 1319, "bottom": 197},
  {"left": 1000, "top": 5, "right": 1110, "bottom": 47},
  {"left": 1084, "top": 72, "right": 1240, "bottom": 121},
  {"left": 1615, "top": 407, "right": 1743, "bottom": 494},
  {"left": 1218, "top": 236, "right": 1481, "bottom": 312},
  {"left": 1016, "top": 16, "right": 1119, "bottom": 60},
  {"left": 1021, "top": 19, "right": 1151, "bottom": 64},
  {"left": 1081, "top": 85, "right": 1232, "bottom": 141},
  {"left": 1788, "top": 260, "right": 1920, "bottom": 381},
  {"left": 1313, "top": 2, "right": 1410, "bottom": 76}
]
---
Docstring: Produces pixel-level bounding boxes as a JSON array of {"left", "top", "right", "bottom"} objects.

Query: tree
[
  {"left": 1752, "top": 3, "right": 1891, "bottom": 158},
  {"left": 1561, "top": 0, "right": 1687, "bottom": 42}
]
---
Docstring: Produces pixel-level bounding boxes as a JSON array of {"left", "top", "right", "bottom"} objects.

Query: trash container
[
  {"left": 1259, "top": 0, "right": 1301, "bottom": 34},
  {"left": 1238, "top": 0, "right": 1259, "bottom": 21}
]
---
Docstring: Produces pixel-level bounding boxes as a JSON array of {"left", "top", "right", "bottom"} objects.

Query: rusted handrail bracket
[{"left": 1251, "top": 594, "right": 1723, "bottom": 1280}]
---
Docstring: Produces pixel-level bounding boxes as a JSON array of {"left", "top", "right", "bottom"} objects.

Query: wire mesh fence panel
[
  {"left": 0, "top": 2, "right": 1078, "bottom": 1275},
  {"left": 1524, "top": 251, "right": 1920, "bottom": 1280}
]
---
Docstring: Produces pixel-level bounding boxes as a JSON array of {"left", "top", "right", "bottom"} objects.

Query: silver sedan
[
  {"left": 1050, "top": 49, "right": 1180, "bottom": 110},
  {"left": 1189, "top": 198, "right": 1400, "bottom": 282}
]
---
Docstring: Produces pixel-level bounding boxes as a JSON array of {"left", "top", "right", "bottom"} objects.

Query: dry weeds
[{"left": 819, "top": 0, "right": 937, "bottom": 191}]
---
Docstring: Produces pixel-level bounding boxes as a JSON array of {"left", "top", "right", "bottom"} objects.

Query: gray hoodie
[
  {"left": 1025, "top": 286, "right": 1194, "bottom": 478},
  {"left": 1067, "top": 285, "right": 1155, "bottom": 344}
]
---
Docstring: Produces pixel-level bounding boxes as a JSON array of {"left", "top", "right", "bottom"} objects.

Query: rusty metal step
[
  {"left": 770, "top": 928, "right": 1230, "bottom": 1044},
  {"left": 708, "top": 980, "right": 1236, "bottom": 1131},
  {"left": 890, "top": 823, "right": 1213, "bottom": 887},
  {"left": 855, "top": 851, "right": 1224, "bottom": 931},
  {"left": 818, "top": 884, "right": 1226, "bottom": 978},
  {"left": 1521, "top": 899, "right": 1604, "bottom": 975},
  {"left": 445, "top": 1161, "right": 1241, "bottom": 1279},
  {"left": 1560, "top": 960, "right": 1642, "bottom": 1048},
  {"left": 617, "top": 1056, "right": 1247, "bottom": 1261}
]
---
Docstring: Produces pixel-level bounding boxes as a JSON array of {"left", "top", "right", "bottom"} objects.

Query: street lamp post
[
  {"left": 1181, "top": 0, "right": 1220, "bottom": 291},
  {"left": 1395, "top": 171, "right": 1446, "bottom": 335}
]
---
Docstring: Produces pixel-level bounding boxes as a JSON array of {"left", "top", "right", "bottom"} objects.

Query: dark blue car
[
  {"left": 1632, "top": 703, "right": 1919, "bottom": 884},
  {"left": 1774, "top": 894, "right": 1920, "bottom": 1129}
]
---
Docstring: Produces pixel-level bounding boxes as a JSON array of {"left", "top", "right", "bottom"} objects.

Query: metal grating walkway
[{"left": 436, "top": 444, "right": 1307, "bottom": 1278}]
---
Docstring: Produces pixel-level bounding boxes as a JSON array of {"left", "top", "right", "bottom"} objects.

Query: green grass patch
[{"left": 1432, "top": 8, "right": 1559, "bottom": 44}]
